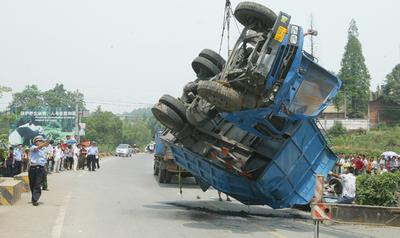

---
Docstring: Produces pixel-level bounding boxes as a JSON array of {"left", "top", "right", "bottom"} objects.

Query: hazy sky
[{"left": 0, "top": 0, "right": 399, "bottom": 113}]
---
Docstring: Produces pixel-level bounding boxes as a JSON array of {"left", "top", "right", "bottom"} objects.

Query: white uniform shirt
[
  {"left": 340, "top": 173, "right": 356, "bottom": 198},
  {"left": 54, "top": 147, "right": 63, "bottom": 161}
]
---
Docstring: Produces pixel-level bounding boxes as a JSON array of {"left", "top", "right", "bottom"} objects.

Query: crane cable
[{"left": 218, "top": 0, "right": 242, "bottom": 56}]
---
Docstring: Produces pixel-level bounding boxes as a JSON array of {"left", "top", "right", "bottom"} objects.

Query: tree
[
  {"left": 337, "top": 19, "right": 371, "bottom": 118},
  {"left": 84, "top": 107, "right": 123, "bottom": 148},
  {"left": 43, "top": 84, "right": 85, "bottom": 109},
  {"left": 9, "top": 84, "right": 85, "bottom": 112},
  {"left": 9, "top": 85, "right": 44, "bottom": 111},
  {"left": 0, "top": 85, "right": 11, "bottom": 98},
  {"left": 381, "top": 64, "right": 400, "bottom": 122}
]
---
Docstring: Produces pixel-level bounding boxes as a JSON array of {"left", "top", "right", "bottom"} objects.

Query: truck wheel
[
  {"left": 152, "top": 102, "right": 185, "bottom": 132},
  {"left": 192, "top": 56, "right": 220, "bottom": 78},
  {"left": 159, "top": 94, "right": 187, "bottom": 122},
  {"left": 234, "top": 1, "right": 277, "bottom": 32},
  {"left": 164, "top": 171, "right": 173, "bottom": 184},
  {"left": 199, "top": 49, "right": 226, "bottom": 71},
  {"left": 158, "top": 168, "right": 166, "bottom": 183},
  {"left": 197, "top": 81, "right": 242, "bottom": 112},
  {"left": 153, "top": 160, "right": 159, "bottom": 175}
]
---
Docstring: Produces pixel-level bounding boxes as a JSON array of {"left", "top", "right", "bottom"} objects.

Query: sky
[{"left": 0, "top": 0, "right": 399, "bottom": 113}]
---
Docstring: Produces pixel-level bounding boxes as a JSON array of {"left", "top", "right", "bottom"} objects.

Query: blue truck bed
[{"left": 162, "top": 119, "right": 336, "bottom": 208}]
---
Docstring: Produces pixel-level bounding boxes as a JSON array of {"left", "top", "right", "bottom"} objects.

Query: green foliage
[
  {"left": 327, "top": 121, "right": 347, "bottom": 137},
  {"left": 337, "top": 19, "right": 371, "bottom": 118},
  {"left": 381, "top": 64, "right": 400, "bottom": 122},
  {"left": 330, "top": 126, "right": 400, "bottom": 157},
  {"left": 83, "top": 108, "right": 123, "bottom": 148},
  {"left": 356, "top": 173, "right": 400, "bottom": 206},
  {"left": 0, "top": 85, "right": 11, "bottom": 98},
  {"left": 43, "top": 84, "right": 85, "bottom": 109},
  {"left": 9, "top": 84, "right": 85, "bottom": 111},
  {"left": 10, "top": 85, "right": 44, "bottom": 110},
  {"left": 83, "top": 107, "right": 155, "bottom": 152}
]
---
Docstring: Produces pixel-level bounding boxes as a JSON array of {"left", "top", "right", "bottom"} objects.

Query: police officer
[
  {"left": 86, "top": 141, "right": 98, "bottom": 171},
  {"left": 29, "top": 136, "right": 50, "bottom": 206}
]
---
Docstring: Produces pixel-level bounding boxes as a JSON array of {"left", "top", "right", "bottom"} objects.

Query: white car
[{"left": 115, "top": 144, "right": 133, "bottom": 157}]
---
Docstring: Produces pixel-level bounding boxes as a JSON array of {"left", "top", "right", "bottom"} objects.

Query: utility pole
[{"left": 74, "top": 90, "right": 81, "bottom": 140}]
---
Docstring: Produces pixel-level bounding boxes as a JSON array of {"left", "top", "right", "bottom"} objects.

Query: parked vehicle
[
  {"left": 115, "top": 144, "right": 134, "bottom": 157},
  {"left": 152, "top": 2, "right": 341, "bottom": 208},
  {"left": 153, "top": 131, "right": 192, "bottom": 183}
]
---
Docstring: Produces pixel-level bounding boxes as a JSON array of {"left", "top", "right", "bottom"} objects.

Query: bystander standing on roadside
[
  {"left": 22, "top": 148, "right": 30, "bottom": 172},
  {"left": 4, "top": 147, "right": 15, "bottom": 177},
  {"left": 86, "top": 141, "right": 98, "bottom": 171},
  {"left": 73, "top": 143, "right": 79, "bottom": 171},
  {"left": 42, "top": 140, "right": 54, "bottom": 191},
  {"left": 372, "top": 158, "right": 379, "bottom": 174},
  {"left": 60, "top": 140, "right": 67, "bottom": 171},
  {"left": 29, "top": 136, "right": 50, "bottom": 206},
  {"left": 13, "top": 144, "right": 23, "bottom": 175},
  {"left": 53, "top": 143, "right": 63, "bottom": 173},
  {"left": 78, "top": 144, "right": 87, "bottom": 170}
]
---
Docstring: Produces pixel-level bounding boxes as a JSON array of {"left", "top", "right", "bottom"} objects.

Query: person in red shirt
[{"left": 354, "top": 156, "right": 364, "bottom": 175}]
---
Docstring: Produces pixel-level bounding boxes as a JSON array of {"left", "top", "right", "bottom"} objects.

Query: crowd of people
[
  {"left": 2, "top": 135, "right": 99, "bottom": 206},
  {"left": 3, "top": 135, "right": 100, "bottom": 177},
  {"left": 327, "top": 152, "right": 399, "bottom": 204},
  {"left": 335, "top": 153, "right": 399, "bottom": 176}
]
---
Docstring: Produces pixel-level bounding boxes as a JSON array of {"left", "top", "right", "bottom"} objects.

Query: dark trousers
[
  {"left": 14, "top": 160, "right": 22, "bottom": 175},
  {"left": 87, "top": 155, "right": 96, "bottom": 171},
  {"left": 66, "top": 157, "right": 73, "bottom": 170},
  {"left": 28, "top": 166, "right": 45, "bottom": 203},
  {"left": 96, "top": 158, "right": 100, "bottom": 169},
  {"left": 5, "top": 160, "right": 13, "bottom": 177}
]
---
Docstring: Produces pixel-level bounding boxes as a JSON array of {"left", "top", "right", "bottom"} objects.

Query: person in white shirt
[
  {"left": 371, "top": 159, "right": 379, "bottom": 174},
  {"left": 72, "top": 144, "right": 79, "bottom": 171},
  {"left": 53, "top": 143, "right": 63, "bottom": 173},
  {"left": 329, "top": 167, "right": 356, "bottom": 204}
]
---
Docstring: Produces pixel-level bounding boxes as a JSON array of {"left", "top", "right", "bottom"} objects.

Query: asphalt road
[{"left": 1, "top": 153, "right": 399, "bottom": 238}]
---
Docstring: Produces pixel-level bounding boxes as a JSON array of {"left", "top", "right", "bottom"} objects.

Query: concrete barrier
[
  {"left": 0, "top": 179, "right": 23, "bottom": 205},
  {"left": 322, "top": 203, "right": 400, "bottom": 227},
  {"left": 14, "top": 172, "right": 30, "bottom": 192}
]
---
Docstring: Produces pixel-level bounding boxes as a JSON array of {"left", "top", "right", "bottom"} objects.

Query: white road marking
[{"left": 51, "top": 192, "right": 72, "bottom": 238}]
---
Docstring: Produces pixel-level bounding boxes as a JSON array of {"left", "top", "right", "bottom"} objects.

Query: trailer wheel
[
  {"left": 234, "top": 1, "right": 277, "bottom": 32},
  {"left": 199, "top": 49, "right": 226, "bottom": 71},
  {"left": 152, "top": 102, "right": 185, "bottom": 132},
  {"left": 192, "top": 56, "right": 220, "bottom": 78},
  {"left": 197, "top": 81, "right": 242, "bottom": 112},
  {"left": 159, "top": 94, "right": 187, "bottom": 121},
  {"left": 158, "top": 167, "right": 166, "bottom": 183}
]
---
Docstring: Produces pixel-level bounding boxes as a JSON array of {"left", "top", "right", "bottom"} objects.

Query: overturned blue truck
[{"left": 152, "top": 1, "right": 342, "bottom": 208}]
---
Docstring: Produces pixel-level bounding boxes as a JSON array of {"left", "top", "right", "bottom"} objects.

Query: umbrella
[
  {"left": 381, "top": 151, "right": 398, "bottom": 159},
  {"left": 66, "top": 138, "right": 77, "bottom": 145}
]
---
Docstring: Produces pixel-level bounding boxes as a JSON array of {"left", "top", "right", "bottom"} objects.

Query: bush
[
  {"left": 356, "top": 172, "right": 400, "bottom": 207},
  {"left": 328, "top": 121, "right": 347, "bottom": 137}
]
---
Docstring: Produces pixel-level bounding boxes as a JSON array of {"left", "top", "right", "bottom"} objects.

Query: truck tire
[
  {"left": 192, "top": 56, "right": 220, "bottom": 78},
  {"left": 199, "top": 49, "right": 226, "bottom": 71},
  {"left": 152, "top": 102, "right": 185, "bottom": 132},
  {"left": 158, "top": 167, "right": 166, "bottom": 183},
  {"left": 234, "top": 1, "right": 277, "bottom": 32},
  {"left": 153, "top": 159, "right": 159, "bottom": 175},
  {"left": 159, "top": 94, "right": 187, "bottom": 122},
  {"left": 197, "top": 81, "right": 242, "bottom": 112},
  {"left": 164, "top": 171, "right": 173, "bottom": 184}
]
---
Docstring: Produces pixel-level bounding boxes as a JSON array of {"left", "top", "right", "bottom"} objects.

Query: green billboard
[{"left": 9, "top": 107, "right": 76, "bottom": 146}]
